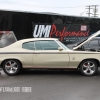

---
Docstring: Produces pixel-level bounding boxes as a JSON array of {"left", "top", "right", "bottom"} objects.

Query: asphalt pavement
[{"left": 0, "top": 69, "right": 100, "bottom": 100}]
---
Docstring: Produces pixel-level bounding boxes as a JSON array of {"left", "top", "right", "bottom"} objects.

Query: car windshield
[{"left": 56, "top": 40, "right": 69, "bottom": 50}]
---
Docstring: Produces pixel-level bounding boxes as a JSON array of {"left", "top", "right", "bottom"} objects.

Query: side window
[
  {"left": 35, "top": 40, "right": 59, "bottom": 50},
  {"left": 35, "top": 41, "right": 43, "bottom": 50},
  {"left": 88, "top": 40, "right": 99, "bottom": 46},
  {"left": 22, "top": 41, "right": 35, "bottom": 50}
]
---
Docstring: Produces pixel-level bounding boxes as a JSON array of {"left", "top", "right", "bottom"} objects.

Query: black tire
[
  {"left": 80, "top": 60, "right": 98, "bottom": 76},
  {"left": 2, "top": 59, "right": 21, "bottom": 76}
]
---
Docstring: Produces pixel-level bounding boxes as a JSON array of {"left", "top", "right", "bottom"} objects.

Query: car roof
[
  {"left": 18, "top": 38, "right": 58, "bottom": 42},
  {"left": 1, "top": 38, "right": 58, "bottom": 49},
  {"left": 14, "top": 38, "right": 58, "bottom": 45}
]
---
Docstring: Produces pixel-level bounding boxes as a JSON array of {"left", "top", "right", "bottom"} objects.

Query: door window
[{"left": 35, "top": 40, "right": 60, "bottom": 50}]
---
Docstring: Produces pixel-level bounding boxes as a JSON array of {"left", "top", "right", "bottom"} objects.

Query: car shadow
[
  {"left": 21, "top": 69, "right": 81, "bottom": 76},
  {"left": 1, "top": 68, "right": 100, "bottom": 77},
  {"left": 0, "top": 69, "right": 81, "bottom": 76}
]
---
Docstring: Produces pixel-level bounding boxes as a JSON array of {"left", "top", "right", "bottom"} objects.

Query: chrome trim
[{"left": 0, "top": 52, "right": 99, "bottom": 54}]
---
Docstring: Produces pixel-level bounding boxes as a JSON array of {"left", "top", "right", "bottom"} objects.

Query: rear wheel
[
  {"left": 80, "top": 60, "right": 98, "bottom": 76},
  {"left": 2, "top": 60, "right": 21, "bottom": 76}
]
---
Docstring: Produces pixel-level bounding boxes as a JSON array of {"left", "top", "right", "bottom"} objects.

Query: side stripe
[{"left": 0, "top": 52, "right": 99, "bottom": 54}]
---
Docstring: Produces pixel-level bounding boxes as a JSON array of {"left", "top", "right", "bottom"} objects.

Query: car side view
[{"left": 0, "top": 30, "right": 100, "bottom": 76}]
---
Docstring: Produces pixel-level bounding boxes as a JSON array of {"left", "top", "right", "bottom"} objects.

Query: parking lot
[{"left": 0, "top": 69, "right": 100, "bottom": 100}]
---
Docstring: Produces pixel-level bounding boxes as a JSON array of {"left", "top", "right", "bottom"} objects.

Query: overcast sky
[{"left": 0, "top": 0, "right": 100, "bottom": 17}]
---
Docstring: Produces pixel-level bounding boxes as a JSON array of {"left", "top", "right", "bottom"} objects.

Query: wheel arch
[
  {"left": 0, "top": 59, "right": 23, "bottom": 69},
  {"left": 77, "top": 58, "right": 100, "bottom": 69}
]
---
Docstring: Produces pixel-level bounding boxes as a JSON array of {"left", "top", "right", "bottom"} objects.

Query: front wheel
[
  {"left": 80, "top": 60, "right": 98, "bottom": 76},
  {"left": 2, "top": 60, "right": 21, "bottom": 76}
]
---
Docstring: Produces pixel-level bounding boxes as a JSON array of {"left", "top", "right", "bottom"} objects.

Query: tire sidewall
[
  {"left": 80, "top": 60, "right": 98, "bottom": 76},
  {"left": 3, "top": 60, "right": 21, "bottom": 76}
]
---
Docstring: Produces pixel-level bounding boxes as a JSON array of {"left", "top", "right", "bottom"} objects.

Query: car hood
[{"left": 73, "top": 30, "right": 100, "bottom": 50}]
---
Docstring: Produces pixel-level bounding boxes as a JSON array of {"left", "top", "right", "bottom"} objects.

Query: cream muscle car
[{"left": 0, "top": 30, "right": 100, "bottom": 76}]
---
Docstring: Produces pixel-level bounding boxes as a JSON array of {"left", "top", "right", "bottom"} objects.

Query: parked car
[
  {"left": 0, "top": 30, "right": 100, "bottom": 76},
  {"left": 67, "top": 37, "right": 100, "bottom": 51}
]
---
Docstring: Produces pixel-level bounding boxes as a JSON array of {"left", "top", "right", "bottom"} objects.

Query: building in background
[{"left": 0, "top": 9, "right": 100, "bottom": 47}]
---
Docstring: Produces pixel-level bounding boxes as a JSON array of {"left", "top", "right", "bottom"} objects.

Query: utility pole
[
  {"left": 86, "top": 5, "right": 99, "bottom": 17},
  {"left": 92, "top": 5, "right": 99, "bottom": 17},
  {"left": 86, "top": 5, "right": 93, "bottom": 17}
]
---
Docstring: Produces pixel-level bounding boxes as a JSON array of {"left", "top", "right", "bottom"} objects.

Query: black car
[{"left": 66, "top": 37, "right": 100, "bottom": 51}]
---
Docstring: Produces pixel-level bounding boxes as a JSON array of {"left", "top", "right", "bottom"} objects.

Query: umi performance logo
[
  {"left": 33, "top": 25, "right": 51, "bottom": 37},
  {"left": 33, "top": 24, "right": 89, "bottom": 41}
]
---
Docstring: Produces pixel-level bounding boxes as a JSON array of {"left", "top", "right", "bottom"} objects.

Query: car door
[
  {"left": 22, "top": 41, "right": 35, "bottom": 68},
  {"left": 33, "top": 40, "right": 69, "bottom": 68}
]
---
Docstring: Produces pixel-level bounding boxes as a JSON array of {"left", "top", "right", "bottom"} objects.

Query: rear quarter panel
[{"left": 0, "top": 48, "right": 34, "bottom": 68}]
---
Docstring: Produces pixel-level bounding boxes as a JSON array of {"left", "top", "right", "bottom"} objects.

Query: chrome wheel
[
  {"left": 3, "top": 60, "right": 21, "bottom": 75},
  {"left": 5, "top": 60, "right": 18, "bottom": 74},
  {"left": 80, "top": 60, "right": 98, "bottom": 76}
]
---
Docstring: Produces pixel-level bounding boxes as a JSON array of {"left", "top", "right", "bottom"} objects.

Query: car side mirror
[{"left": 58, "top": 47, "right": 63, "bottom": 51}]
